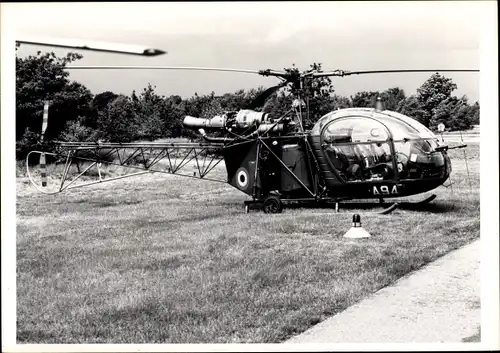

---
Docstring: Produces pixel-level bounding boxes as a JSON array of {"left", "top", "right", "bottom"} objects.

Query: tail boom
[{"left": 26, "top": 142, "right": 227, "bottom": 194}]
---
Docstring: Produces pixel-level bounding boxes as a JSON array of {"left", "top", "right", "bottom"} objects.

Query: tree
[
  {"left": 200, "top": 97, "right": 224, "bottom": 120},
  {"left": 15, "top": 127, "right": 57, "bottom": 165},
  {"left": 332, "top": 95, "right": 352, "bottom": 110},
  {"left": 184, "top": 91, "right": 216, "bottom": 118},
  {"left": 305, "top": 95, "right": 336, "bottom": 125},
  {"left": 397, "top": 95, "right": 427, "bottom": 124},
  {"left": 97, "top": 95, "right": 139, "bottom": 142},
  {"left": 469, "top": 101, "right": 480, "bottom": 125},
  {"left": 303, "top": 63, "right": 335, "bottom": 99},
  {"left": 92, "top": 91, "right": 119, "bottom": 112},
  {"left": 416, "top": 73, "right": 457, "bottom": 127},
  {"left": 301, "top": 63, "right": 337, "bottom": 125},
  {"left": 218, "top": 88, "right": 267, "bottom": 111},
  {"left": 380, "top": 87, "right": 406, "bottom": 111},
  {"left": 262, "top": 90, "right": 294, "bottom": 119},
  {"left": 132, "top": 83, "right": 169, "bottom": 140},
  {"left": 16, "top": 51, "right": 93, "bottom": 142},
  {"left": 82, "top": 91, "right": 119, "bottom": 130},
  {"left": 164, "top": 95, "right": 189, "bottom": 137},
  {"left": 430, "top": 95, "right": 477, "bottom": 131},
  {"left": 59, "top": 117, "right": 103, "bottom": 142},
  {"left": 350, "top": 91, "right": 379, "bottom": 108}
]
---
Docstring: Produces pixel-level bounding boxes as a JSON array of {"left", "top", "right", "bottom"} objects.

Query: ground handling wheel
[{"left": 262, "top": 195, "right": 283, "bottom": 214}]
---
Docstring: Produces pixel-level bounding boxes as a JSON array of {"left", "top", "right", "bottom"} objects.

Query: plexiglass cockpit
[{"left": 311, "top": 108, "right": 450, "bottom": 183}]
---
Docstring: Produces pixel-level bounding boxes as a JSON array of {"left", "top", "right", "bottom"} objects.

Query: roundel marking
[{"left": 236, "top": 167, "right": 250, "bottom": 190}]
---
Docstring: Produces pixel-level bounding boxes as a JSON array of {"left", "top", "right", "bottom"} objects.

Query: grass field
[{"left": 16, "top": 143, "right": 480, "bottom": 343}]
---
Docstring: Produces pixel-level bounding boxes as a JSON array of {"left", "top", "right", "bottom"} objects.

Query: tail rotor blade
[
  {"left": 40, "top": 100, "right": 50, "bottom": 187},
  {"left": 41, "top": 101, "right": 49, "bottom": 138},
  {"left": 40, "top": 153, "right": 48, "bottom": 187}
]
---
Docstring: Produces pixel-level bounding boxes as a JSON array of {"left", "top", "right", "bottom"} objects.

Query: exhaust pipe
[{"left": 198, "top": 129, "right": 233, "bottom": 143}]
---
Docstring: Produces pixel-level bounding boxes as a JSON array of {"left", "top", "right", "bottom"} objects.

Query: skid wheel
[
  {"left": 262, "top": 195, "right": 283, "bottom": 214},
  {"left": 245, "top": 204, "right": 249, "bottom": 214}
]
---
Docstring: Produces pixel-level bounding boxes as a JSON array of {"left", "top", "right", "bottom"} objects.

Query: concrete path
[{"left": 286, "top": 240, "right": 480, "bottom": 343}]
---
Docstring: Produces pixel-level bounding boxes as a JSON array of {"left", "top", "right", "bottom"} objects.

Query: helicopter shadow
[{"left": 282, "top": 200, "right": 458, "bottom": 214}]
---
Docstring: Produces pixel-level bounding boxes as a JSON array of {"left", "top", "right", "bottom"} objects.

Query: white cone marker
[{"left": 343, "top": 214, "right": 371, "bottom": 238}]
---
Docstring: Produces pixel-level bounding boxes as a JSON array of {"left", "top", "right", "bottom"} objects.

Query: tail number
[{"left": 373, "top": 185, "right": 399, "bottom": 195}]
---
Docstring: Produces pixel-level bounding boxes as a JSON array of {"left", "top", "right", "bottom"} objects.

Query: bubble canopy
[{"left": 311, "top": 108, "right": 437, "bottom": 142}]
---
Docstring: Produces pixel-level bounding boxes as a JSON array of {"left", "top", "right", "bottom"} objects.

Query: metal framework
[{"left": 27, "top": 141, "right": 226, "bottom": 194}]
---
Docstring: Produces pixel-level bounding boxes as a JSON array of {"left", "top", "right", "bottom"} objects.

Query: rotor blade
[
  {"left": 313, "top": 69, "right": 480, "bottom": 78},
  {"left": 17, "top": 37, "right": 166, "bottom": 56},
  {"left": 246, "top": 82, "right": 288, "bottom": 109},
  {"left": 41, "top": 101, "right": 49, "bottom": 139},
  {"left": 65, "top": 65, "right": 264, "bottom": 75}
]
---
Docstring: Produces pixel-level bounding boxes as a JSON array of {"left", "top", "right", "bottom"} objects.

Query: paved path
[{"left": 286, "top": 240, "right": 480, "bottom": 343}]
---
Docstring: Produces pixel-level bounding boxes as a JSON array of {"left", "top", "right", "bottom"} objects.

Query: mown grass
[{"left": 16, "top": 143, "right": 480, "bottom": 343}]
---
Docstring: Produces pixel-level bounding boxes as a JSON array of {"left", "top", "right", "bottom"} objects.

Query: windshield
[
  {"left": 382, "top": 111, "right": 437, "bottom": 139},
  {"left": 312, "top": 109, "right": 438, "bottom": 140},
  {"left": 323, "top": 117, "right": 389, "bottom": 143}
]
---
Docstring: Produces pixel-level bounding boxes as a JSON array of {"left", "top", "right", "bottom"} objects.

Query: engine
[{"left": 183, "top": 109, "right": 292, "bottom": 135}]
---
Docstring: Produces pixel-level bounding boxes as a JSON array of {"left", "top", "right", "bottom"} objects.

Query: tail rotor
[{"left": 39, "top": 100, "right": 49, "bottom": 187}]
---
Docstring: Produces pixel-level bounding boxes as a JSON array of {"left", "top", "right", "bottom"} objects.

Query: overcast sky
[{"left": 5, "top": 1, "right": 490, "bottom": 102}]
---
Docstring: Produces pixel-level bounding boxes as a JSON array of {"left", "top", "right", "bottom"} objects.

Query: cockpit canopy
[
  {"left": 309, "top": 108, "right": 449, "bottom": 185},
  {"left": 310, "top": 108, "right": 437, "bottom": 142}
]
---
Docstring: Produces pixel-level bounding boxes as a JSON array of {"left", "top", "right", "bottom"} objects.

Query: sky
[{"left": 4, "top": 1, "right": 488, "bottom": 102}]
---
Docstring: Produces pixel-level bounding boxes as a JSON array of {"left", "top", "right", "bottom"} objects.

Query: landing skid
[
  {"left": 243, "top": 197, "right": 401, "bottom": 215},
  {"left": 331, "top": 202, "right": 400, "bottom": 215},
  {"left": 242, "top": 193, "right": 437, "bottom": 214},
  {"left": 387, "top": 194, "right": 437, "bottom": 207},
  {"left": 377, "top": 202, "right": 399, "bottom": 215}
]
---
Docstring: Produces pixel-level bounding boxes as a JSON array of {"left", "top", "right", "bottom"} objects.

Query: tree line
[{"left": 16, "top": 50, "right": 480, "bottom": 160}]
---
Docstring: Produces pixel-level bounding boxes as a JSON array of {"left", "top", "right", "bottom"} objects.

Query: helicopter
[{"left": 19, "top": 38, "right": 478, "bottom": 213}]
